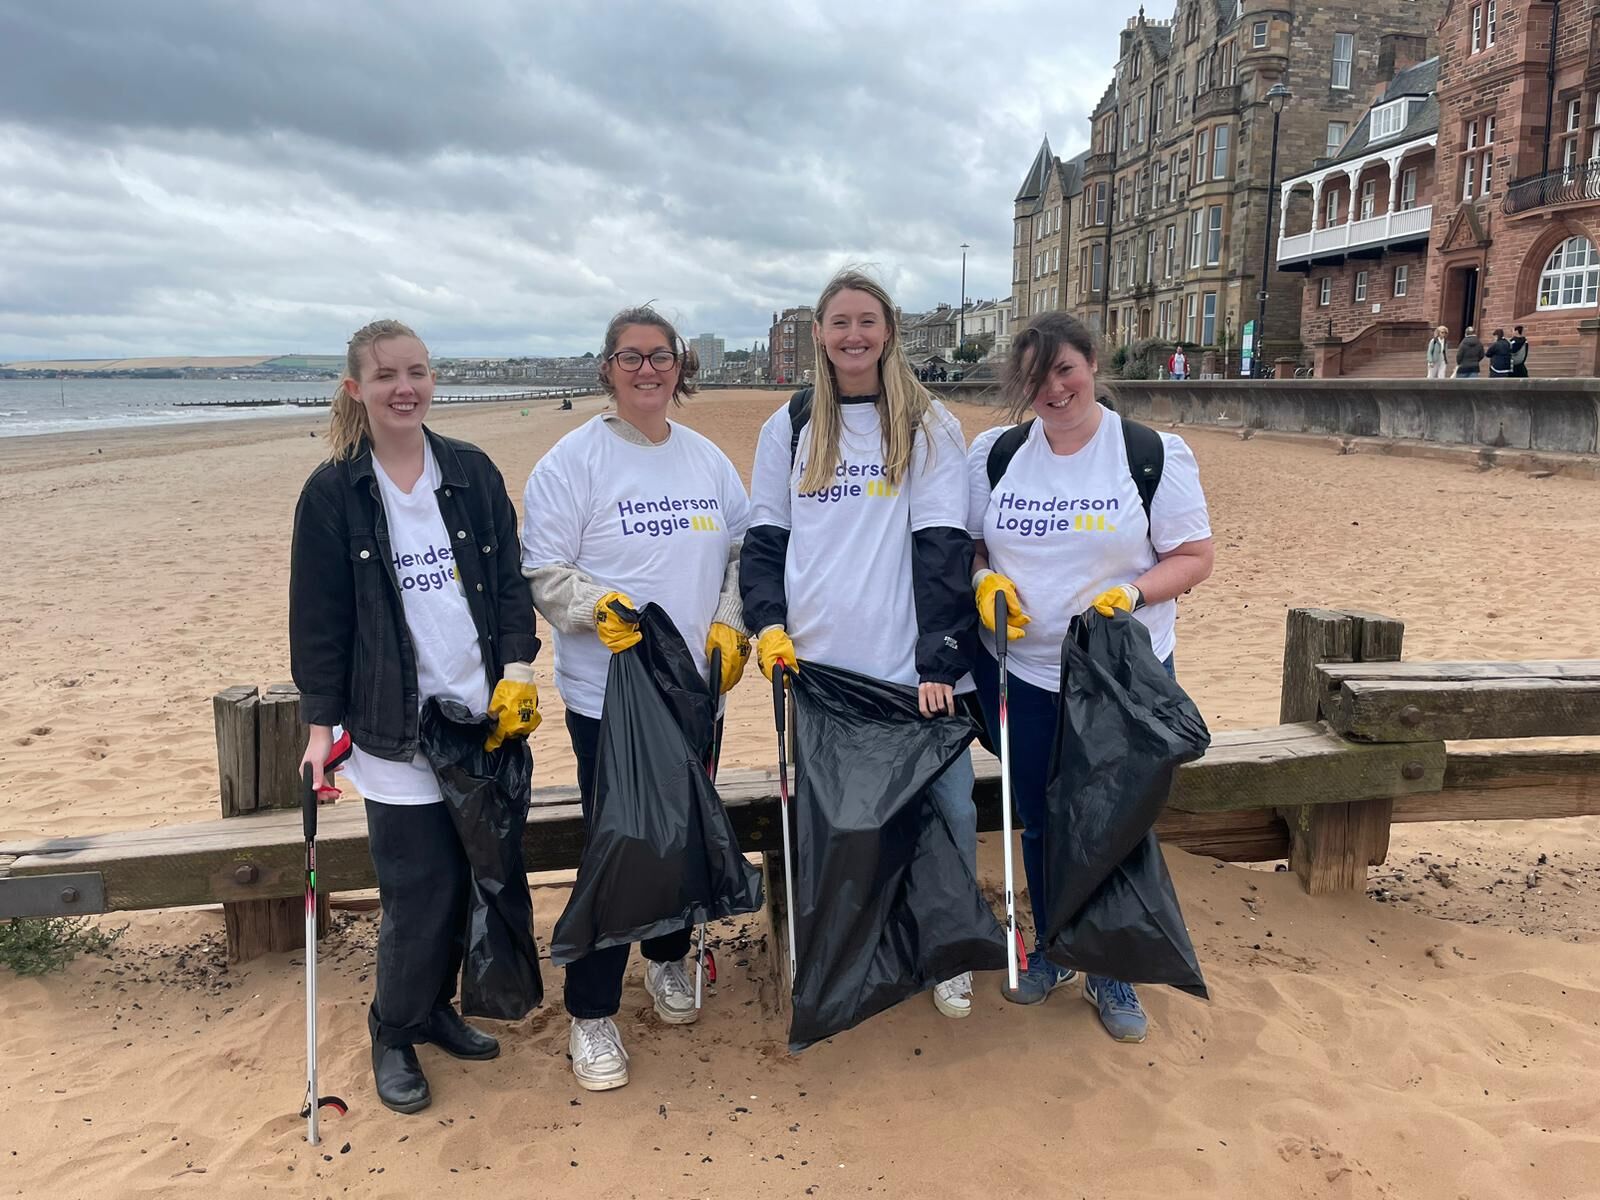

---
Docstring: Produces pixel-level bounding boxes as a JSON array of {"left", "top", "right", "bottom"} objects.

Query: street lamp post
[
  {"left": 1255, "top": 82, "right": 1291, "bottom": 377},
  {"left": 958, "top": 243, "right": 970, "bottom": 351}
]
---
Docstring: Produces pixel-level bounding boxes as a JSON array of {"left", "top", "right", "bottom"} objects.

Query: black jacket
[
  {"left": 1456, "top": 335, "right": 1484, "bottom": 368},
  {"left": 289, "top": 429, "right": 539, "bottom": 761},
  {"left": 1487, "top": 337, "right": 1513, "bottom": 374}
]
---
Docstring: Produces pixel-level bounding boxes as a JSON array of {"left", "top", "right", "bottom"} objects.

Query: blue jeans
[
  {"left": 970, "top": 648, "right": 1174, "bottom": 943},
  {"left": 926, "top": 745, "right": 977, "bottom": 874}
]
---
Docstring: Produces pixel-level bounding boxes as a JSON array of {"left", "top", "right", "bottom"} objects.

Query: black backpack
[{"left": 785, "top": 386, "right": 1164, "bottom": 538}]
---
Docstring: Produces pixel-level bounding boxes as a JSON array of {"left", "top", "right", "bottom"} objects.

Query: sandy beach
[{"left": 2, "top": 389, "right": 1598, "bottom": 1199}]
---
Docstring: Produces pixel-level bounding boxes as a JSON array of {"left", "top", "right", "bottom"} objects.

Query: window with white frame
[
  {"left": 1077, "top": 248, "right": 1088, "bottom": 297},
  {"left": 1201, "top": 293, "right": 1217, "bottom": 344},
  {"left": 1354, "top": 270, "right": 1368, "bottom": 301},
  {"left": 1170, "top": 153, "right": 1182, "bottom": 201},
  {"left": 1213, "top": 126, "right": 1230, "bottom": 179},
  {"left": 1332, "top": 33, "right": 1354, "bottom": 89},
  {"left": 1189, "top": 211, "right": 1202, "bottom": 267},
  {"left": 1471, "top": 4, "right": 1483, "bottom": 53},
  {"left": 1326, "top": 189, "right": 1341, "bottom": 227},
  {"left": 1538, "top": 236, "right": 1600, "bottom": 308},
  {"left": 1326, "top": 121, "right": 1347, "bottom": 158},
  {"left": 1462, "top": 155, "right": 1475, "bottom": 200},
  {"left": 1094, "top": 183, "right": 1107, "bottom": 224},
  {"left": 1360, "top": 179, "right": 1376, "bottom": 219},
  {"left": 1206, "top": 205, "right": 1223, "bottom": 265},
  {"left": 1319, "top": 277, "right": 1332, "bottom": 305},
  {"left": 1050, "top": 285, "right": 1058, "bottom": 308},
  {"left": 1393, "top": 265, "right": 1409, "bottom": 296},
  {"left": 1165, "top": 224, "right": 1176, "bottom": 276},
  {"left": 1488, "top": 0, "right": 1497, "bottom": 45},
  {"left": 1466, "top": 118, "right": 1478, "bottom": 150},
  {"left": 1185, "top": 293, "right": 1197, "bottom": 342},
  {"left": 1092, "top": 244, "right": 1104, "bottom": 291},
  {"left": 1145, "top": 231, "right": 1156, "bottom": 283},
  {"left": 1370, "top": 99, "right": 1410, "bottom": 142},
  {"left": 1175, "top": 69, "right": 1187, "bottom": 120},
  {"left": 1401, "top": 167, "right": 1418, "bottom": 209},
  {"left": 1253, "top": 20, "right": 1267, "bottom": 48},
  {"left": 1196, "top": 130, "right": 1209, "bottom": 183},
  {"left": 1136, "top": 95, "right": 1146, "bottom": 144},
  {"left": 1153, "top": 83, "right": 1166, "bottom": 135}
]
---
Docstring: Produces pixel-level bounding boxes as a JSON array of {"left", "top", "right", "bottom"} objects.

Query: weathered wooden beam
[
  {"left": 212, "top": 685, "right": 259, "bottom": 817},
  {"left": 1326, "top": 678, "right": 1600, "bottom": 743},
  {"left": 1393, "top": 749, "right": 1600, "bottom": 823},
  {"left": 1317, "top": 659, "right": 1600, "bottom": 686},
  {"left": 1277, "top": 609, "right": 1405, "bottom": 894}
]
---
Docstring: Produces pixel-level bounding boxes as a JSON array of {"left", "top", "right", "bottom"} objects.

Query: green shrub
[{"left": 0, "top": 916, "right": 126, "bottom": 976}]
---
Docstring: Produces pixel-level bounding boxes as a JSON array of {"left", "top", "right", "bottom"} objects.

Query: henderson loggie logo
[
  {"left": 794, "top": 458, "right": 900, "bottom": 504},
  {"left": 993, "top": 490, "right": 1120, "bottom": 538},
  {"left": 616, "top": 494, "right": 723, "bottom": 538}
]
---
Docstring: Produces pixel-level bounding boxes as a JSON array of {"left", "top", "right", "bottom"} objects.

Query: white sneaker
[
  {"left": 933, "top": 971, "right": 974, "bottom": 1019},
  {"left": 569, "top": 1017, "right": 629, "bottom": 1092},
  {"left": 644, "top": 957, "right": 700, "bottom": 1025}
]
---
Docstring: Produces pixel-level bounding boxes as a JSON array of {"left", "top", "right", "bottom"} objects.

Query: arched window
[{"left": 1537, "top": 235, "right": 1600, "bottom": 309}]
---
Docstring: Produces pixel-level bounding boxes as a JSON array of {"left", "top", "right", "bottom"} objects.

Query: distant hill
[{"left": 0, "top": 354, "right": 343, "bottom": 372}]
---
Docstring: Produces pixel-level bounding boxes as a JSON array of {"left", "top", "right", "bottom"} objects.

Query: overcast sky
[{"left": 0, "top": 1, "right": 1121, "bottom": 359}]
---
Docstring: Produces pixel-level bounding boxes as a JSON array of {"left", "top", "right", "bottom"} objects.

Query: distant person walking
[
  {"left": 1510, "top": 325, "right": 1530, "bottom": 377},
  {"left": 1167, "top": 347, "right": 1188, "bottom": 380},
  {"left": 1487, "top": 328, "right": 1513, "bottom": 377},
  {"left": 1455, "top": 327, "right": 1484, "bottom": 378},
  {"left": 1426, "top": 326, "right": 1450, "bottom": 379}
]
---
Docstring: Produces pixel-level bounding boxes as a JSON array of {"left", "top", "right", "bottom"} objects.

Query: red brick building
[{"left": 1286, "top": 1, "right": 1600, "bottom": 376}]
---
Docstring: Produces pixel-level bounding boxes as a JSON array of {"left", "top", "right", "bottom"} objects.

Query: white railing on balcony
[{"left": 1277, "top": 203, "right": 1433, "bottom": 265}]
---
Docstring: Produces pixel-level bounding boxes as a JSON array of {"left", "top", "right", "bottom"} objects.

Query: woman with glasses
[{"left": 519, "top": 305, "right": 751, "bottom": 1092}]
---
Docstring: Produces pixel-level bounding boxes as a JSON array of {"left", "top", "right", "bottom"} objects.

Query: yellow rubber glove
[
  {"left": 484, "top": 663, "right": 540, "bottom": 751},
  {"left": 1091, "top": 584, "right": 1142, "bottom": 617},
  {"left": 705, "top": 622, "right": 751, "bottom": 695},
  {"left": 594, "top": 590, "right": 642, "bottom": 653},
  {"left": 975, "top": 570, "right": 1029, "bottom": 641},
  {"left": 756, "top": 626, "right": 798, "bottom": 681}
]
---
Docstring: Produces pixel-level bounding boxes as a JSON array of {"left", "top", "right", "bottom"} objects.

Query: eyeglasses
[{"left": 608, "top": 349, "right": 679, "bottom": 372}]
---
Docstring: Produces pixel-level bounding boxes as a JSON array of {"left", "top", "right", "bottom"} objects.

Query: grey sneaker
[
  {"left": 644, "top": 957, "right": 699, "bottom": 1025},
  {"left": 1001, "top": 952, "right": 1078, "bottom": 1005},
  {"left": 569, "top": 1016, "right": 629, "bottom": 1091},
  {"left": 1084, "top": 975, "right": 1148, "bottom": 1042}
]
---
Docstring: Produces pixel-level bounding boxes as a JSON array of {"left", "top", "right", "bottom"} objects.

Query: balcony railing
[
  {"left": 1277, "top": 203, "right": 1433, "bottom": 263},
  {"left": 1083, "top": 151, "right": 1116, "bottom": 176},
  {"left": 1193, "top": 85, "right": 1240, "bottom": 120},
  {"left": 1505, "top": 163, "right": 1600, "bottom": 214}
]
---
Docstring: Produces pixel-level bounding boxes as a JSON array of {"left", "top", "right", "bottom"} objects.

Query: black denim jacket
[{"left": 288, "top": 428, "right": 540, "bottom": 761}]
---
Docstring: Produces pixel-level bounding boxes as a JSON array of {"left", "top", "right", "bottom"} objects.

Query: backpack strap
[
  {"left": 1119, "top": 414, "right": 1164, "bottom": 530},
  {"left": 787, "top": 386, "right": 815, "bottom": 465},
  {"left": 985, "top": 420, "right": 1034, "bottom": 490}
]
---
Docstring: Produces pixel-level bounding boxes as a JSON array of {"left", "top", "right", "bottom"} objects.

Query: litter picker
[
  {"left": 771, "top": 661, "right": 799, "bottom": 982},
  {"left": 994, "top": 595, "right": 1028, "bottom": 991},
  {"left": 299, "top": 764, "right": 346, "bottom": 1144},
  {"left": 695, "top": 647, "right": 724, "bottom": 1009}
]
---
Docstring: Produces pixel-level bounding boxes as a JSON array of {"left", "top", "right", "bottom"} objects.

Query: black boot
[
  {"left": 422, "top": 1007, "right": 500, "bottom": 1061},
  {"left": 372, "top": 1042, "right": 431, "bottom": 1114}
]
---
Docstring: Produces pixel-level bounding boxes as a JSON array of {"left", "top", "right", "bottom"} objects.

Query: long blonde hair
[
  {"left": 326, "top": 318, "right": 424, "bottom": 462},
  {"left": 797, "top": 269, "right": 933, "bottom": 494}
]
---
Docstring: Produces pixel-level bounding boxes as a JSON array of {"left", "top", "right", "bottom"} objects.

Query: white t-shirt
[
  {"left": 967, "top": 406, "right": 1212, "bottom": 692},
  {"left": 341, "top": 441, "right": 491, "bottom": 805},
  {"left": 520, "top": 415, "right": 750, "bottom": 719},
  {"left": 748, "top": 396, "right": 970, "bottom": 689}
]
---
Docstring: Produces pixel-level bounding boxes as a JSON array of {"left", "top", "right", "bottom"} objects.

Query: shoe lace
[
  {"left": 1099, "top": 978, "right": 1140, "bottom": 1012},
  {"left": 657, "top": 959, "right": 693, "bottom": 999},
  {"left": 576, "top": 1019, "right": 622, "bottom": 1062}
]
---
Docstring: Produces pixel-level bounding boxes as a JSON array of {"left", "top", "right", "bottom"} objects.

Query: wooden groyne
[{"left": 172, "top": 387, "right": 601, "bottom": 410}]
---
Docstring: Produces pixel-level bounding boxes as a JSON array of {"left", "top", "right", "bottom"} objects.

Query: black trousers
[
  {"left": 365, "top": 799, "right": 471, "bottom": 1047},
  {"left": 562, "top": 710, "right": 693, "bottom": 1019}
]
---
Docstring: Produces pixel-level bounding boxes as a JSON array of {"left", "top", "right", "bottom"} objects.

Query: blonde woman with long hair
[
  {"left": 289, "top": 319, "right": 542, "bottom": 1115},
  {"left": 740, "top": 268, "right": 979, "bottom": 1019}
]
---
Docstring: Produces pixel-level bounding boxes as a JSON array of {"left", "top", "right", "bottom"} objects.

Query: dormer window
[{"left": 1369, "top": 97, "right": 1421, "bottom": 143}]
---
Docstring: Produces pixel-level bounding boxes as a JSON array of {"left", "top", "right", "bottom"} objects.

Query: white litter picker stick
[
  {"left": 994, "top": 594, "right": 1024, "bottom": 992},
  {"left": 772, "top": 662, "right": 799, "bottom": 982},
  {"left": 299, "top": 764, "right": 346, "bottom": 1144}
]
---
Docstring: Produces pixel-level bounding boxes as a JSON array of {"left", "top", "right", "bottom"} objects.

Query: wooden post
[
  {"left": 1278, "top": 609, "right": 1404, "bottom": 894},
  {"left": 214, "top": 683, "right": 330, "bottom": 962}
]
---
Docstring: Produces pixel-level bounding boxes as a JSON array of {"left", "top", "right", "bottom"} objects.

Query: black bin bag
[
  {"left": 550, "top": 605, "right": 763, "bottom": 966},
  {"left": 1040, "top": 611, "right": 1211, "bottom": 998},
  {"left": 417, "top": 698, "right": 545, "bottom": 1021},
  {"left": 788, "top": 663, "right": 1007, "bottom": 1052}
]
